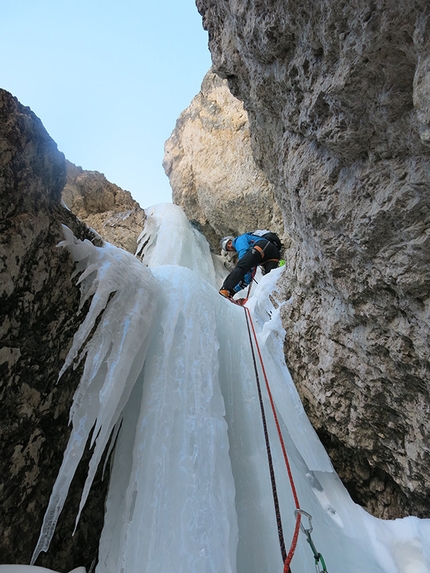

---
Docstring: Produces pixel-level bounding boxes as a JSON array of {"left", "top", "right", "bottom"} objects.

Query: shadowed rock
[
  {"left": 0, "top": 88, "right": 108, "bottom": 570},
  {"left": 195, "top": 0, "right": 430, "bottom": 518}
]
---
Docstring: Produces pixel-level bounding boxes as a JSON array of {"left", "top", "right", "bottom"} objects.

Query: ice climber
[{"left": 219, "top": 230, "right": 282, "bottom": 299}]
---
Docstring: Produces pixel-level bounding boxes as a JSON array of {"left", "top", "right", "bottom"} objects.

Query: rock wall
[
  {"left": 196, "top": 0, "right": 430, "bottom": 518},
  {"left": 63, "top": 161, "right": 145, "bottom": 254},
  {"left": 163, "top": 70, "right": 285, "bottom": 251},
  {"left": 0, "top": 89, "right": 108, "bottom": 569}
]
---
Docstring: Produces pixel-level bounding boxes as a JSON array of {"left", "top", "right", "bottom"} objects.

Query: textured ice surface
[
  {"left": 28, "top": 204, "right": 430, "bottom": 573},
  {"left": 31, "top": 226, "right": 159, "bottom": 564},
  {"left": 97, "top": 265, "right": 238, "bottom": 573}
]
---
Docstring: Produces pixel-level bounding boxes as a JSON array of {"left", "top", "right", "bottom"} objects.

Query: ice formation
[
  {"left": 0, "top": 565, "right": 86, "bottom": 573},
  {"left": 25, "top": 204, "right": 430, "bottom": 572}
]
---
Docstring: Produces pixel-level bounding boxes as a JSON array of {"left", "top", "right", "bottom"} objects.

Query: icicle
[{"left": 31, "top": 227, "right": 159, "bottom": 565}]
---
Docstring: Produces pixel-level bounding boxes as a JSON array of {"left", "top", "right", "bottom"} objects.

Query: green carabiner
[{"left": 294, "top": 509, "right": 329, "bottom": 572}]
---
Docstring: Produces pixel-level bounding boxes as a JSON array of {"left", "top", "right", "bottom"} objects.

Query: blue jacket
[{"left": 231, "top": 233, "right": 264, "bottom": 291}]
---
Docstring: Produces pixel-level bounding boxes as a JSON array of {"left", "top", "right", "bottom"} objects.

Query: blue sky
[{"left": 1, "top": 1, "right": 212, "bottom": 208}]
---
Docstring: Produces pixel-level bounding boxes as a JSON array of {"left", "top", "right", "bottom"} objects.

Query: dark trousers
[{"left": 222, "top": 240, "right": 280, "bottom": 293}]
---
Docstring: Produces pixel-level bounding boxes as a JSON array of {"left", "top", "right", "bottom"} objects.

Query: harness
[{"left": 253, "top": 240, "right": 279, "bottom": 265}]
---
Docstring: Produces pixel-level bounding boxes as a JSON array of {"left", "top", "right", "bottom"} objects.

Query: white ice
[
  {"left": 7, "top": 203, "right": 429, "bottom": 573},
  {"left": 0, "top": 565, "right": 86, "bottom": 573}
]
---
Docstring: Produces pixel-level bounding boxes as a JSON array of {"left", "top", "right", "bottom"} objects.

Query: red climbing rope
[
  {"left": 233, "top": 272, "right": 256, "bottom": 307},
  {"left": 244, "top": 309, "right": 288, "bottom": 562},
  {"left": 243, "top": 305, "right": 302, "bottom": 573}
]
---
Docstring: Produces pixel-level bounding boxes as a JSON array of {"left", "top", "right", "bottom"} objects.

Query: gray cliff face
[
  {"left": 196, "top": 0, "right": 430, "bottom": 518},
  {"left": 0, "top": 89, "right": 107, "bottom": 569},
  {"left": 164, "top": 70, "right": 285, "bottom": 251},
  {"left": 63, "top": 161, "right": 145, "bottom": 254}
]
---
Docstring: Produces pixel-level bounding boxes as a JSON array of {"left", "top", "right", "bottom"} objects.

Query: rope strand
[
  {"left": 244, "top": 306, "right": 301, "bottom": 573},
  {"left": 244, "top": 309, "right": 287, "bottom": 562}
]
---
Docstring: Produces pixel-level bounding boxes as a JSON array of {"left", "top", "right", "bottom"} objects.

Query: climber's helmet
[{"left": 220, "top": 236, "right": 235, "bottom": 252}]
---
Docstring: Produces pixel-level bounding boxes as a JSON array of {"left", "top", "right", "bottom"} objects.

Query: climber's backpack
[{"left": 252, "top": 229, "right": 283, "bottom": 252}]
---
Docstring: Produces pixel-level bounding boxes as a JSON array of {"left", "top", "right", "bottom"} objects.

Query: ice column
[{"left": 96, "top": 265, "right": 238, "bottom": 573}]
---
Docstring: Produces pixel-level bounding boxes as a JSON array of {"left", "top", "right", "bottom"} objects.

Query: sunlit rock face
[
  {"left": 196, "top": 0, "right": 430, "bottom": 518},
  {"left": 163, "top": 70, "right": 285, "bottom": 251},
  {"left": 0, "top": 89, "right": 106, "bottom": 569},
  {"left": 63, "top": 161, "right": 145, "bottom": 254}
]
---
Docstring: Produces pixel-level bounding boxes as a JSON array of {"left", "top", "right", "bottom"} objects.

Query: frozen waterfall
[{"left": 21, "top": 204, "right": 430, "bottom": 573}]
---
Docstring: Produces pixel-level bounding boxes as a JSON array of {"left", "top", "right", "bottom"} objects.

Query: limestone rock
[
  {"left": 197, "top": 0, "right": 430, "bottom": 518},
  {"left": 163, "top": 70, "right": 285, "bottom": 251},
  {"left": 63, "top": 160, "right": 145, "bottom": 254},
  {"left": 0, "top": 89, "right": 107, "bottom": 569}
]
